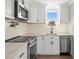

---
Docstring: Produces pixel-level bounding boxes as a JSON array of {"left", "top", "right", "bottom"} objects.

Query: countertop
[
  {"left": 5, "top": 36, "right": 36, "bottom": 43},
  {"left": 25, "top": 33, "right": 73, "bottom": 36}
]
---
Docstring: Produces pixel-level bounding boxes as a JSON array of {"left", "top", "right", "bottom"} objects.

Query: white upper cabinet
[
  {"left": 5, "top": 0, "right": 46, "bottom": 23},
  {"left": 30, "top": 6, "right": 38, "bottom": 23},
  {"left": 60, "top": 5, "right": 69, "bottom": 24},
  {"left": 38, "top": 7, "right": 46, "bottom": 23},
  {"left": 24, "top": 0, "right": 30, "bottom": 10},
  {"left": 5, "top": 0, "right": 14, "bottom": 17},
  {"left": 28, "top": 1, "right": 46, "bottom": 23}
]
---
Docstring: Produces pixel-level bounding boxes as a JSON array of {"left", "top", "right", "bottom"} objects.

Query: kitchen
[{"left": 5, "top": 0, "right": 74, "bottom": 59}]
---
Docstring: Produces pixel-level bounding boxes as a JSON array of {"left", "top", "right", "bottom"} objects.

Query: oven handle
[{"left": 29, "top": 41, "right": 36, "bottom": 47}]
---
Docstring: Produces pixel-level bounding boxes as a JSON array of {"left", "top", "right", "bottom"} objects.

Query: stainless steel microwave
[{"left": 14, "top": 0, "right": 29, "bottom": 21}]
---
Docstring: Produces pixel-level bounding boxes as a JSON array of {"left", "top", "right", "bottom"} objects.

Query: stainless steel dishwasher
[{"left": 60, "top": 36, "right": 71, "bottom": 54}]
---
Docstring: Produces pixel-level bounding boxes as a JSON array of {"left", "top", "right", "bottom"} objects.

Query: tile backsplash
[
  {"left": 5, "top": 20, "right": 69, "bottom": 40},
  {"left": 5, "top": 20, "right": 28, "bottom": 40}
]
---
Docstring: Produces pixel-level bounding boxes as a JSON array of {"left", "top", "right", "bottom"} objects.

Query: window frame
[{"left": 46, "top": 9, "right": 60, "bottom": 23}]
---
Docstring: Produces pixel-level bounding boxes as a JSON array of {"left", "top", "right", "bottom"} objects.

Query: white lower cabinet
[
  {"left": 50, "top": 36, "right": 60, "bottom": 55},
  {"left": 12, "top": 45, "right": 27, "bottom": 59},
  {"left": 44, "top": 36, "right": 51, "bottom": 55},
  {"left": 37, "top": 36, "right": 60, "bottom": 55},
  {"left": 37, "top": 36, "right": 45, "bottom": 55}
]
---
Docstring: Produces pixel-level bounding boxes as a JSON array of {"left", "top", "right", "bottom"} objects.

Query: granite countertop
[
  {"left": 5, "top": 36, "right": 36, "bottom": 43},
  {"left": 25, "top": 33, "right": 73, "bottom": 36},
  {"left": 28, "top": 33, "right": 73, "bottom": 36}
]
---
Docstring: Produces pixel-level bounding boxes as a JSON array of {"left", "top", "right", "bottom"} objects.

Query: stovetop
[{"left": 5, "top": 36, "right": 36, "bottom": 43}]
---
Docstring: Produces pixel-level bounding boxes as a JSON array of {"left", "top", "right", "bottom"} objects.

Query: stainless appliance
[
  {"left": 14, "top": 0, "right": 29, "bottom": 21},
  {"left": 5, "top": 36, "right": 37, "bottom": 59},
  {"left": 60, "top": 36, "right": 71, "bottom": 53},
  {"left": 28, "top": 38, "right": 37, "bottom": 59}
]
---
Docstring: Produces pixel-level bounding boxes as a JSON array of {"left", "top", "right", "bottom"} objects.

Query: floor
[{"left": 37, "top": 55, "right": 73, "bottom": 59}]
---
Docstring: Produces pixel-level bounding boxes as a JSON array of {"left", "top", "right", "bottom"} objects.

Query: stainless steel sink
[{"left": 46, "top": 33, "right": 57, "bottom": 35}]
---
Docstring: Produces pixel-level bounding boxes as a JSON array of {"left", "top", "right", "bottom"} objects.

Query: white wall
[{"left": 68, "top": 3, "right": 74, "bottom": 57}]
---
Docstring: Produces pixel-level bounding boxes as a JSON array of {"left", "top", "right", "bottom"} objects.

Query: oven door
[{"left": 29, "top": 41, "right": 37, "bottom": 59}]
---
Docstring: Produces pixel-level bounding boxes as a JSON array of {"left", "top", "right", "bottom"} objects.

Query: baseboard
[{"left": 60, "top": 53, "right": 70, "bottom": 56}]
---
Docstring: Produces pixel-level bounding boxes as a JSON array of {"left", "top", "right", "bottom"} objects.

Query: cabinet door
[
  {"left": 44, "top": 36, "right": 60, "bottom": 55},
  {"left": 5, "top": 0, "right": 14, "bottom": 17},
  {"left": 24, "top": 0, "right": 30, "bottom": 10},
  {"left": 44, "top": 36, "right": 52, "bottom": 55},
  {"left": 12, "top": 54, "right": 20, "bottom": 59},
  {"left": 12, "top": 46, "right": 27, "bottom": 59},
  {"left": 30, "top": 6, "right": 38, "bottom": 23},
  {"left": 50, "top": 36, "right": 60, "bottom": 55},
  {"left": 37, "top": 36, "right": 45, "bottom": 55},
  {"left": 38, "top": 8, "right": 45, "bottom": 23},
  {"left": 60, "top": 7, "right": 69, "bottom": 23}
]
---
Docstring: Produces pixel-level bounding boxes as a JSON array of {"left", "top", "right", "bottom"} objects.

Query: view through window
[{"left": 47, "top": 12, "right": 57, "bottom": 21}]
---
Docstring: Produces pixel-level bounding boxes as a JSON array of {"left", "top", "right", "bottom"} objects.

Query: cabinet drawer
[
  {"left": 49, "top": 36, "right": 59, "bottom": 40},
  {"left": 12, "top": 47, "right": 26, "bottom": 59}
]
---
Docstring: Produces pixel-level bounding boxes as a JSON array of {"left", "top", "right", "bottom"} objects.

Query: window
[{"left": 47, "top": 12, "right": 58, "bottom": 22}]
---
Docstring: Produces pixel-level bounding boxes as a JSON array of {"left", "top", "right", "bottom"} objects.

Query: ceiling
[
  {"left": 32, "top": 0, "right": 71, "bottom": 4},
  {"left": 32, "top": 0, "right": 73, "bottom": 9}
]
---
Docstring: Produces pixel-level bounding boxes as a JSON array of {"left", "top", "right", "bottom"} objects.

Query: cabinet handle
[
  {"left": 19, "top": 53, "right": 24, "bottom": 58},
  {"left": 50, "top": 41, "right": 53, "bottom": 44},
  {"left": 37, "top": 19, "right": 38, "bottom": 22},
  {"left": 50, "top": 37, "right": 53, "bottom": 39},
  {"left": 42, "top": 37, "right": 44, "bottom": 40}
]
